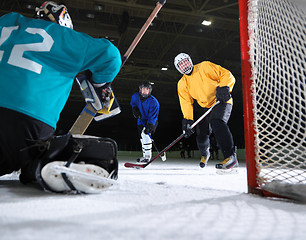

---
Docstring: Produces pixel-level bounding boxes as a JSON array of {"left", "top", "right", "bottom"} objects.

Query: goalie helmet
[
  {"left": 174, "top": 53, "right": 193, "bottom": 75},
  {"left": 139, "top": 82, "right": 153, "bottom": 99},
  {"left": 35, "top": 1, "right": 73, "bottom": 29}
]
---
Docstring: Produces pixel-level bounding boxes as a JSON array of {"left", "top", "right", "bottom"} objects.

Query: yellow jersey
[{"left": 177, "top": 61, "right": 235, "bottom": 120}]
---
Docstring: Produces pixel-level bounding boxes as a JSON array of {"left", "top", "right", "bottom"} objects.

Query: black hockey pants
[
  {"left": 195, "top": 103, "right": 235, "bottom": 159},
  {"left": 0, "top": 107, "right": 54, "bottom": 177}
]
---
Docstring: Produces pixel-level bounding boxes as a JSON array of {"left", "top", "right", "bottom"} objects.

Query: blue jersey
[
  {"left": 0, "top": 13, "right": 121, "bottom": 129},
  {"left": 130, "top": 92, "right": 159, "bottom": 126}
]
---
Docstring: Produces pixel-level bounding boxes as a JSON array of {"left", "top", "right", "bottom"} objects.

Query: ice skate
[
  {"left": 199, "top": 155, "right": 210, "bottom": 168},
  {"left": 215, "top": 153, "right": 238, "bottom": 174},
  {"left": 41, "top": 161, "right": 115, "bottom": 194}
]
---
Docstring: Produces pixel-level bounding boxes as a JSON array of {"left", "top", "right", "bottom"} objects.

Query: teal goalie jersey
[{"left": 0, "top": 12, "right": 121, "bottom": 129}]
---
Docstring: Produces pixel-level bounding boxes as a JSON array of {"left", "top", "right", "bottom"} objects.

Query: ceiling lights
[{"left": 201, "top": 20, "right": 212, "bottom": 26}]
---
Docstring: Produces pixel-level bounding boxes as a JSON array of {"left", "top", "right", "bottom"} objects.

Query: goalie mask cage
[{"left": 239, "top": 0, "right": 306, "bottom": 201}]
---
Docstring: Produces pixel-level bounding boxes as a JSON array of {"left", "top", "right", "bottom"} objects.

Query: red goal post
[{"left": 239, "top": 0, "right": 306, "bottom": 201}]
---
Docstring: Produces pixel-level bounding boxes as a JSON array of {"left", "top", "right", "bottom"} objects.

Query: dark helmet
[
  {"left": 35, "top": 1, "right": 73, "bottom": 29},
  {"left": 139, "top": 82, "right": 154, "bottom": 98}
]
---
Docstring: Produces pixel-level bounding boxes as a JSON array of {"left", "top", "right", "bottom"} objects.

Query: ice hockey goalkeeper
[{"left": 0, "top": 1, "right": 121, "bottom": 193}]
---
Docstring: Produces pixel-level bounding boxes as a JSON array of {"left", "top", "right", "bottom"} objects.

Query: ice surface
[{"left": 1, "top": 158, "right": 306, "bottom": 240}]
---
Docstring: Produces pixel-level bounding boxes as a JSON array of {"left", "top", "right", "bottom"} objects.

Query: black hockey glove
[
  {"left": 182, "top": 118, "right": 195, "bottom": 138},
  {"left": 144, "top": 123, "right": 154, "bottom": 134},
  {"left": 216, "top": 86, "right": 231, "bottom": 103},
  {"left": 132, "top": 107, "right": 141, "bottom": 119}
]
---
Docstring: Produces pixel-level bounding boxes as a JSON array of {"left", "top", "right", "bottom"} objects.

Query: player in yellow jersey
[{"left": 174, "top": 53, "right": 238, "bottom": 171}]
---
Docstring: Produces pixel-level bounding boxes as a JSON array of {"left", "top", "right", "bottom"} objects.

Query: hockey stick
[
  {"left": 124, "top": 101, "right": 220, "bottom": 169},
  {"left": 140, "top": 120, "right": 166, "bottom": 161},
  {"left": 69, "top": 0, "right": 167, "bottom": 135},
  {"left": 151, "top": 135, "right": 167, "bottom": 161}
]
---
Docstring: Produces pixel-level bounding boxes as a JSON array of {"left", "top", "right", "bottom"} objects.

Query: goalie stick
[
  {"left": 69, "top": 0, "right": 167, "bottom": 135},
  {"left": 124, "top": 101, "right": 220, "bottom": 169}
]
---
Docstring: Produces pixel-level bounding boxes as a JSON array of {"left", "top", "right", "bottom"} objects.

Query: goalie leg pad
[
  {"left": 35, "top": 134, "right": 118, "bottom": 193},
  {"left": 41, "top": 161, "right": 112, "bottom": 194}
]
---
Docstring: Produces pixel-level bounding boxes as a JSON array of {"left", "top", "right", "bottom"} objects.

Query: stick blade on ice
[{"left": 124, "top": 162, "right": 147, "bottom": 169}]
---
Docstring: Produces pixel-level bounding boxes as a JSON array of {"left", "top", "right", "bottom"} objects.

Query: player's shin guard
[{"left": 138, "top": 130, "right": 152, "bottom": 162}]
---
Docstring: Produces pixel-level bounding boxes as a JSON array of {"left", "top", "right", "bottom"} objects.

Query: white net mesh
[{"left": 247, "top": 0, "right": 306, "bottom": 186}]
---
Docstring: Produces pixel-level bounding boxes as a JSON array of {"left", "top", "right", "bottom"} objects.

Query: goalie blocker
[
  {"left": 76, "top": 71, "right": 115, "bottom": 113},
  {"left": 20, "top": 134, "right": 118, "bottom": 194}
]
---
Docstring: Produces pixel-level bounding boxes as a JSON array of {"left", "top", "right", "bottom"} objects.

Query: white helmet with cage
[
  {"left": 174, "top": 53, "right": 193, "bottom": 75},
  {"left": 35, "top": 1, "right": 73, "bottom": 29}
]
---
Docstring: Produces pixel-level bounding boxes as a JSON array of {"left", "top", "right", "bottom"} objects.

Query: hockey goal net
[{"left": 239, "top": 0, "right": 306, "bottom": 201}]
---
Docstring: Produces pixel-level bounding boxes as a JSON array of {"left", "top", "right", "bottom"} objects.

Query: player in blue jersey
[
  {"left": 130, "top": 82, "right": 160, "bottom": 163},
  {"left": 0, "top": 1, "right": 121, "bottom": 192}
]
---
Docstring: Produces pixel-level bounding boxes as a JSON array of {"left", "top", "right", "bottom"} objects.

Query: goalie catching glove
[{"left": 76, "top": 73, "right": 113, "bottom": 111}]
